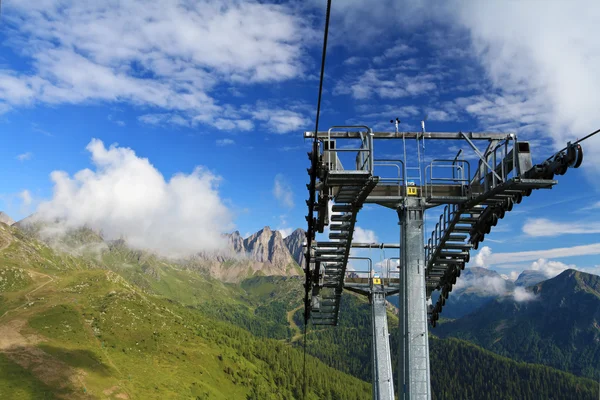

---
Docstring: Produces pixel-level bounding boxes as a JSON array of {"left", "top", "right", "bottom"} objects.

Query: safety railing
[
  {"left": 424, "top": 159, "right": 470, "bottom": 199},
  {"left": 345, "top": 257, "right": 374, "bottom": 290},
  {"left": 425, "top": 203, "right": 459, "bottom": 267},
  {"left": 383, "top": 257, "right": 401, "bottom": 288},
  {"left": 468, "top": 135, "right": 519, "bottom": 193},
  {"left": 324, "top": 126, "right": 374, "bottom": 174}
]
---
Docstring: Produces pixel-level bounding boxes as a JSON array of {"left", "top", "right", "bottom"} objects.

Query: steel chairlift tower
[{"left": 302, "top": 122, "right": 586, "bottom": 400}]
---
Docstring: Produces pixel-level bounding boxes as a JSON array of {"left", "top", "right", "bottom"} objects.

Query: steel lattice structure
[{"left": 302, "top": 124, "right": 586, "bottom": 400}]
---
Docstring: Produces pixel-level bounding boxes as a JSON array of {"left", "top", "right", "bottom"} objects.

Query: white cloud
[
  {"left": 530, "top": 258, "right": 574, "bottom": 278},
  {"left": 251, "top": 108, "right": 311, "bottom": 134},
  {"left": 16, "top": 152, "right": 33, "bottom": 161},
  {"left": 273, "top": 174, "right": 294, "bottom": 208},
  {"left": 327, "top": 0, "right": 600, "bottom": 170},
  {"left": 216, "top": 139, "right": 235, "bottom": 146},
  {"left": 19, "top": 190, "right": 32, "bottom": 207},
  {"left": 523, "top": 218, "right": 600, "bottom": 237},
  {"left": 1, "top": 0, "right": 311, "bottom": 128},
  {"left": 580, "top": 201, "right": 600, "bottom": 211},
  {"left": 454, "top": 273, "right": 509, "bottom": 297},
  {"left": 352, "top": 227, "right": 378, "bottom": 243},
  {"left": 442, "top": 1, "right": 600, "bottom": 171},
  {"left": 472, "top": 243, "right": 600, "bottom": 266},
  {"left": 34, "top": 139, "right": 233, "bottom": 258},
  {"left": 473, "top": 246, "right": 492, "bottom": 268},
  {"left": 513, "top": 286, "right": 536, "bottom": 302},
  {"left": 335, "top": 69, "right": 437, "bottom": 100},
  {"left": 278, "top": 228, "right": 293, "bottom": 238},
  {"left": 373, "top": 43, "right": 415, "bottom": 64}
]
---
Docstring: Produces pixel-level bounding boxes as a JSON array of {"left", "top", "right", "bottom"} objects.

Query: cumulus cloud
[
  {"left": 513, "top": 287, "right": 536, "bottom": 302},
  {"left": 473, "top": 246, "right": 492, "bottom": 268},
  {"left": 453, "top": 273, "right": 509, "bottom": 297},
  {"left": 530, "top": 258, "right": 574, "bottom": 278},
  {"left": 273, "top": 174, "right": 294, "bottom": 208},
  {"left": 16, "top": 152, "right": 33, "bottom": 161},
  {"left": 35, "top": 139, "right": 233, "bottom": 257},
  {"left": 1, "top": 0, "right": 312, "bottom": 129},
  {"left": 352, "top": 227, "right": 378, "bottom": 243},
  {"left": 523, "top": 218, "right": 600, "bottom": 237},
  {"left": 326, "top": 0, "right": 600, "bottom": 170}
]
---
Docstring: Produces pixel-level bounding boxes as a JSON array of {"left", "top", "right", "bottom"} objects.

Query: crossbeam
[{"left": 304, "top": 131, "right": 512, "bottom": 141}]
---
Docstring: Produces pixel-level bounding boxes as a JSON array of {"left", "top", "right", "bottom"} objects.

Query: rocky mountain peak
[
  {"left": 515, "top": 269, "right": 549, "bottom": 287},
  {"left": 284, "top": 228, "right": 306, "bottom": 267},
  {"left": 243, "top": 226, "right": 291, "bottom": 266},
  {"left": 225, "top": 231, "right": 245, "bottom": 253}
]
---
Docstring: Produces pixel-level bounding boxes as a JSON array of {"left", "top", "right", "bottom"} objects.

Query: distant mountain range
[
  {"left": 7, "top": 210, "right": 307, "bottom": 283},
  {"left": 436, "top": 269, "right": 600, "bottom": 380},
  {"left": 1, "top": 215, "right": 598, "bottom": 398}
]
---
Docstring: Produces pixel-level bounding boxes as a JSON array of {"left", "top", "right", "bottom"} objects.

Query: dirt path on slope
[
  {"left": 0, "top": 319, "right": 91, "bottom": 399},
  {"left": 0, "top": 271, "right": 55, "bottom": 320},
  {"left": 287, "top": 305, "right": 304, "bottom": 343}
]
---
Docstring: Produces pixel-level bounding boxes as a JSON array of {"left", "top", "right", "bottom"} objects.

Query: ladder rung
[
  {"left": 439, "top": 251, "right": 469, "bottom": 257},
  {"left": 443, "top": 243, "right": 472, "bottom": 250},
  {"left": 330, "top": 223, "right": 351, "bottom": 231},
  {"left": 332, "top": 204, "right": 353, "bottom": 212},
  {"left": 434, "top": 258, "right": 464, "bottom": 265},
  {"left": 448, "top": 234, "right": 467, "bottom": 241},
  {"left": 329, "top": 233, "right": 349, "bottom": 240},
  {"left": 316, "top": 249, "right": 345, "bottom": 255},
  {"left": 452, "top": 226, "right": 472, "bottom": 233},
  {"left": 331, "top": 214, "right": 352, "bottom": 222}
]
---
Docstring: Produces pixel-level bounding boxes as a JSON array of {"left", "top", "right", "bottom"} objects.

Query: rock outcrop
[
  {"left": 0, "top": 212, "right": 15, "bottom": 226},
  {"left": 284, "top": 228, "right": 306, "bottom": 268}
]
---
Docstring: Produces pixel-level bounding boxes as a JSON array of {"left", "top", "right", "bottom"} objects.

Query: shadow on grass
[
  {"left": 37, "top": 344, "right": 113, "bottom": 376},
  {"left": 0, "top": 352, "right": 61, "bottom": 399}
]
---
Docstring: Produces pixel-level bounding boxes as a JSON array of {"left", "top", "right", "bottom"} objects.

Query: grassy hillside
[
  {"left": 2, "top": 222, "right": 598, "bottom": 399},
  {"left": 436, "top": 269, "right": 600, "bottom": 380},
  {"left": 0, "top": 223, "right": 370, "bottom": 399}
]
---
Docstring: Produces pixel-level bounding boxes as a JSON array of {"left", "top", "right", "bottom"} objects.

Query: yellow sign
[
  {"left": 373, "top": 278, "right": 381, "bottom": 285},
  {"left": 407, "top": 187, "right": 418, "bottom": 196}
]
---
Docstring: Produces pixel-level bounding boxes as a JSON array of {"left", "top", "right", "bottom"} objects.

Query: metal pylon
[
  {"left": 398, "top": 198, "right": 431, "bottom": 400},
  {"left": 303, "top": 126, "right": 587, "bottom": 400}
]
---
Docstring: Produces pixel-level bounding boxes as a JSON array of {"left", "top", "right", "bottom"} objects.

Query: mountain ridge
[
  {"left": 0, "top": 211, "right": 14, "bottom": 226},
  {"left": 13, "top": 215, "right": 303, "bottom": 282},
  {"left": 436, "top": 268, "right": 600, "bottom": 379}
]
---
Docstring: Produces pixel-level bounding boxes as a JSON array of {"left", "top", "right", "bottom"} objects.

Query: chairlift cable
[
  {"left": 545, "top": 128, "right": 600, "bottom": 162},
  {"left": 304, "top": 0, "right": 332, "bottom": 398}
]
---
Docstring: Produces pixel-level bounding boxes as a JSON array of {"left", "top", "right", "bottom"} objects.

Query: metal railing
[
  {"left": 424, "top": 159, "right": 470, "bottom": 199},
  {"left": 324, "top": 126, "right": 374, "bottom": 174},
  {"left": 425, "top": 203, "right": 459, "bottom": 267},
  {"left": 344, "top": 256, "right": 401, "bottom": 291},
  {"left": 469, "top": 135, "right": 519, "bottom": 193}
]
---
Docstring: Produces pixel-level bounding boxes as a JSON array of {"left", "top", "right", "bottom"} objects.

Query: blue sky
[{"left": 1, "top": 0, "right": 599, "bottom": 278}]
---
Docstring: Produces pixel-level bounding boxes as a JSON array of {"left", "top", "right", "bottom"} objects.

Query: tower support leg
[
  {"left": 371, "top": 290, "right": 395, "bottom": 400},
  {"left": 398, "top": 198, "right": 432, "bottom": 400}
]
